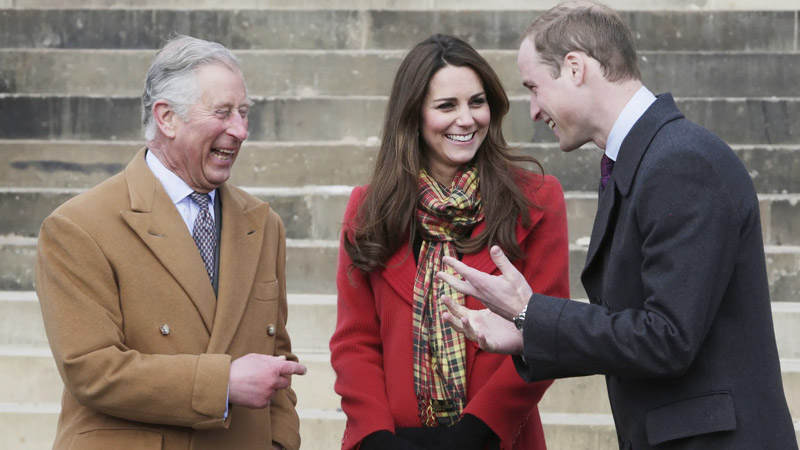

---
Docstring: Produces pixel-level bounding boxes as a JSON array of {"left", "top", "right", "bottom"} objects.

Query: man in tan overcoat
[{"left": 35, "top": 35, "right": 306, "bottom": 450}]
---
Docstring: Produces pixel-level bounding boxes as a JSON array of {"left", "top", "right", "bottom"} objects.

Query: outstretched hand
[
  {"left": 437, "top": 245, "right": 532, "bottom": 320},
  {"left": 441, "top": 295, "right": 523, "bottom": 355}
]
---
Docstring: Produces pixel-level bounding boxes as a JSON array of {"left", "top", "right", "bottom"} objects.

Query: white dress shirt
[
  {"left": 605, "top": 86, "right": 657, "bottom": 161},
  {"left": 145, "top": 149, "right": 216, "bottom": 232}
]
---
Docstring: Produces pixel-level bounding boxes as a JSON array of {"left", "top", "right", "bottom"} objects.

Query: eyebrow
[{"left": 432, "top": 92, "right": 487, "bottom": 102}]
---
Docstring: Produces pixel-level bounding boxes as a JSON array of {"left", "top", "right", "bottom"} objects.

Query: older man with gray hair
[{"left": 35, "top": 35, "right": 306, "bottom": 450}]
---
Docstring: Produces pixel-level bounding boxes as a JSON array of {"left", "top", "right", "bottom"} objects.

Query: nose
[
  {"left": 227, "top": 112, "right": 249, "bottom": 142},
  {"left": 529, "top": 96, "right": 542, "bottom": 122},
  {"left": 455, "top": 106, "right": 476, "bottom": 128}
]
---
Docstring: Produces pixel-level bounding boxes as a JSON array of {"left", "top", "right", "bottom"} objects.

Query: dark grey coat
[{"left": 514, "top": 94, "right": 796, "bottom": 449}]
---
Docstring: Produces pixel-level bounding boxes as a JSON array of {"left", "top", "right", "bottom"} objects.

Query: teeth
[
  {"left": 547, "top": 120, "right": 556, "bottom": 130},
  {"left": 446, "top": 133, "right": 474, "bottom": 142},
  {"left": 213, "top": 148, "right": 235, "bottom": 160}
]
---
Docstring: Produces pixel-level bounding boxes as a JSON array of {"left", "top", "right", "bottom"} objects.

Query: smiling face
[
  {"left": 420, "top": 65, "right": 490, "bottom": 185},
  {"left": 517, "top": 37, "right": 589, "bottom": 152},
  {"left": 162, "top": 64, "right": 251, "bottom": 193}
]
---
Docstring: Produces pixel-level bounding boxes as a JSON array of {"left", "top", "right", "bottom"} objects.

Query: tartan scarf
[{"left": 412, "top": 165, "right": 483, "bottom": 427}]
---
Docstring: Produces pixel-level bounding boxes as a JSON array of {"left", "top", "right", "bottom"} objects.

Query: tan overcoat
[{"left": 35, "top": 148, "right": 300, "bottom": 450}]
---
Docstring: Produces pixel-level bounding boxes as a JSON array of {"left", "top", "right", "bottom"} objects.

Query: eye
[
  {"left": 238, "top": 107, "right": 249, "bottom": 118},
  {"left": 216, "top": 109, "right": 232, "bottom": 118},
  {"left": 436, "top": 102, "right": 455, "bottom": 111},
  {"left": 470, "top": 97, "right": 487, "bottom": 107}
]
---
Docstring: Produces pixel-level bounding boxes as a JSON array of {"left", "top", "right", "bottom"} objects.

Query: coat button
[
  {"left": 160, "top": 323, "right": 170, "bottom": 336},
  {"left": 266, "top": 324, "right": 276, "bottom": 336}
]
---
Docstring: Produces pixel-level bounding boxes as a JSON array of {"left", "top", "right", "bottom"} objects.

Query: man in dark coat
[{"left": 438, "top": 2, "right": 797, "bottom": 449}]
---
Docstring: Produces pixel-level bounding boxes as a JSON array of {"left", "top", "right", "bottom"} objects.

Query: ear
[
  {"left": 562, "top": 51, "right": 587, "bottom": 85},
  {"left": 152, "top": 100, "right": 177, "bottom": 139}
]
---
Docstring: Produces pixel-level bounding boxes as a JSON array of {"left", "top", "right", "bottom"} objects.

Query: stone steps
[
  {"left": 2, "top": 187, "right": 799, "bottom": 247},
  {"left": 2, "top": 3, "right": 798, "bottom": 448},
  {"left": 2, "top": 140, "right": 799, "bottom": 193},
  {"left": 2, "top": 94, "right": 799, "bottom": 144},
  {"left": 4, "top": 49, "right": 800, "bottom": 98},
  {"left": 3, "top": 238, "right": 799, "bottom": 299},
  {"left": 2, "top": 0, "right": 798, "bottom": 10},
  {"left": 0, "top": 9, "right": 796, "bottom": 51},
  {"left": 2, "top": 292, "right": 800, "bottom": 449}
]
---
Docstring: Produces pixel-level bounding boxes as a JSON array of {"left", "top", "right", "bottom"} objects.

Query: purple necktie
[
  {"left": 600, "top": 154, "right": 615, "bottom": 192},
  {"left": 189, "top": 192, "right": 215, "bottom": 281}
]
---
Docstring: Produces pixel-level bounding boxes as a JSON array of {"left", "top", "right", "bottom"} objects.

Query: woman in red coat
[{"left": 329, "top": 34, "right": 570, "bottom": 450}]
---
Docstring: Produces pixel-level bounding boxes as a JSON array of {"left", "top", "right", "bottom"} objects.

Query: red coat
[{"left": 330, "top": 173, "right": 570, "bottom": 450}]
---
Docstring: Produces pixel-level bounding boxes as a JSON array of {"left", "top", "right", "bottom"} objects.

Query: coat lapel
[
  {"left": 581, "top": 93, "right": 685, "bottom": 279},
  {"left": 120, "top": 148, "right": 217, "bottom": 332},
  {"left": 207, "top": 185, "right": 269, "bottom": 354}
]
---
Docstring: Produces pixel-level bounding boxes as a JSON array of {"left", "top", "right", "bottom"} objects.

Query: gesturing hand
[
  {"left": 437, "top": 245, "right": 532, "bottom": 320},
  {"left": 441, "top": 295, "right": 523, "bottom": 355},
  {"left": 229, "top": 354, "right": 307, "bottom": 409}
]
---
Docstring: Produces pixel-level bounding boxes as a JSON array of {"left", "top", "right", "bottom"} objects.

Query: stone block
[
  {"left": 0, "top": 295, "right": 49, "bottom": 348},
  {"left": 767, "top": 198, "right": 800, "bottom": 246},
  {"left": 0, "top": 238, "right": 36, "bottom": 291},
  {"left": 4, "top": 96, "right": 798, "bottom": 146},
  {"left": 0, "top": 10, "right": 794, "bottom": 51},
  {"left": 766, "top": 250, "right": 800, "bottom": 303},
  {"left": 4, "top": 239, "right": 798, "bottom": 300},
  {"left": 285, "top": 295, "right": 337, "bottom": 353},
  {"left": 0, "top": 141, "right": 138, "bottom": 188},
  {"left": 5, "top": 50, "right": 800, "bottom": 99},
  {"left": 539, "top": 376, "right": 611, "bottom": 415},
  {"left": 541, "top": 415, "right": 618, "bottom": 450}
]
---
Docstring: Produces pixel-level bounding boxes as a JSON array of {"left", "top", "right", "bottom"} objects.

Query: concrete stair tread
[
  {"left": 2, "top": 96, "right": 798, "bottom": 146},
  {"left": 3, "top": 241, "right": 800, "bottom": 299},
  {"left": 0, "top": 9, "right": 796, "bottom": 53},
  {"left": 4, "top": 49, "right": 800, "bottom": 98},
  {"left": 3, "top": 0, "right": 798, "bottom": 10},
  {"left": 2, "top": 188, "right": 799, "bottom": 250}
]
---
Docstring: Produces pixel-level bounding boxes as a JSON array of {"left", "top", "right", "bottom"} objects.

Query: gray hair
[{"left": 141, "top": 35, "right": 245, "bottom": 141}]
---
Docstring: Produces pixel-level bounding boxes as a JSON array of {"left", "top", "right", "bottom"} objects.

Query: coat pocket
[
  {"left": 645, "top": 391, "right": 736, "bottom": 445},
  {"left": 251, "top": 280, "right": 279, "bottom": 301},
  {"left": 69, "top": 428, "right": 163, "bottom": 450}
]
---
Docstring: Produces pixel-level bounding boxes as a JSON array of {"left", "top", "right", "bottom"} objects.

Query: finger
[
  {"left": 442, "top": 311, "right": 465, "bottom": 333},
  {"left": 436, "top": 270, "right": 477, "bottom": 298},
  {"left": 441, "top": 294, "right": 466, "bottom": 319},
  {"left": 460, "top": 316, "right": 480, "bottom": 343},
  {"left": 278, "top": 361, "right": 307, "bottom": 376},
  {"left": 441, "top": 255, "right": 482, "bottom": 281},
  {"left": 489, "top": 245, "right": 521, "bottom": 279}
]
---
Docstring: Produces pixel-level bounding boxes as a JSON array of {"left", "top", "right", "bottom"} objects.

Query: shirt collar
[
  {"left": 605, "top": 85, "right": 656, "bottom": 162},
  {"left": 145, "top": 149, "right": 216, "bottom": 205}
]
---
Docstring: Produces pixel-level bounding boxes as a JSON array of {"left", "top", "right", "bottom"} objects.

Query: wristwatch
[{"left": 513, "top": 305, "right": 528, "bottom": 332}]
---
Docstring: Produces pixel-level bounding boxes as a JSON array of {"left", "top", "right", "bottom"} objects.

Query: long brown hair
[{"left": 345, "top": 34, "right": 543, "bottom": 273}]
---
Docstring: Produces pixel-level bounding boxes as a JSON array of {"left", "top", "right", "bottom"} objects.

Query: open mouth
[
  {"left": 446, "top": 132, "right": 475, "bottom": 142},
  {"left": 211, "top": 148, "right": 236, "bottom": 161},
  {"left": 546, "top": 120, "right": 556, "bottom": 130}
]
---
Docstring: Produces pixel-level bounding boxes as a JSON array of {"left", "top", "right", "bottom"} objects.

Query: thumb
[{"left": 489, "top": 246, "right": 513, "bottom": 272}]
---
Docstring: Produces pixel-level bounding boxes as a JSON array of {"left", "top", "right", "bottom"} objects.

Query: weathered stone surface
[
  {"left": 5, "top": 142, "right": 795, "bottom": 194},
  {"left": 5, "top": 50, "right": 800, "bottom": 99},
  {"left": 0, "top": 10, "right": 794, "bottom": 51},
  {"left": 5, "top": 189, "right": 798, "bottom": 246},
  {"left": 4, "top": 96, "right": 798, "bottom": 145},
  {"left": 6, "top": 0, "right": 800, "bottom": 10}
]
